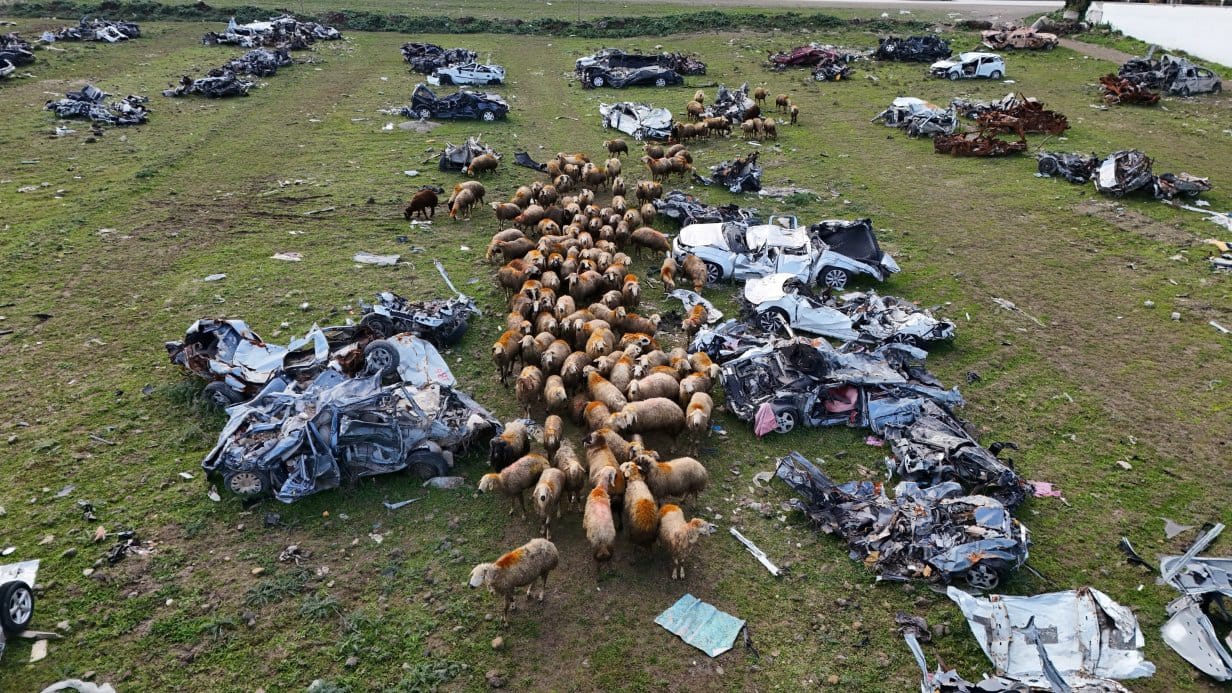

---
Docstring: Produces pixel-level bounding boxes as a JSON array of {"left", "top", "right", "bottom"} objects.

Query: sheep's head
[
  {"left": 596, "top": 466, "right": 618, "bottom": 492},
  {"left": 691, "top": 518, "right": 718, "bottom": 536},
  {"left": 468, "top": 563, "right": 494, "bottom": 588},
  {"left": 477, "top": 474, "right": 500, "bottom": 494},
  {"left": 619, "top": 461, "right": 641, "bottom": 481}
]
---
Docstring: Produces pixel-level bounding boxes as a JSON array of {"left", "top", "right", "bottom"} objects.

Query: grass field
[{"left": 0, "top": 14, "right": 1230, "bottom": 693}]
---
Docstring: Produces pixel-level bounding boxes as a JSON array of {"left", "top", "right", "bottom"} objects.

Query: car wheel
[
  {"left": 774, "top": 409, "right": 797, "bottom": 434},
  {"left": 890, "top": 332, "right": 921, "bottom": 348},
  {"left": 820, "top": 266, "right": 851, "bottom": 290},
  {"left": 363, "top": 339, "right": 401, "bottom": 378},
  {"left": 440, "top": 321, "right": 469, "bottom": 347},
  {"left": 407, "top": 449, "right": 449, "bottom": 480},
  {"left": 990, "top": 70, "right": 1003, "bottom": 80},
  {"left": 439, "top": 74, "right": 453, "bottom": 85},
  {"left": 0, "top": 581, "right": 34, "bottom": 635},
  {"left": 419, "top": 107, "right": 432, "bottom": 119},
  {"left": 1213, "top": 82, "right": 1222, "bottom": 94},
  {"left": 592, "top": 75, "right": 605, "bottom": 87},
  {"left": 203, "top": 381, "right": 243, "bottom": 408},
  {"left": 482, "top": 110, "right": 496, "bottom": 122},
  {"left": 948, "top": 71, "right": 960, "bottom": 81},
  {"left": 1181, "top": 86, "right": 1190, "bottom": 97},
  {"left": 360, "top": 313, "right": 394, "bottom": 338},
  {"left": 703, "top": 261, "right": 723, "bottom": 285},
  {"left": 965, "top": 564, "right": 1000, "bottom": 591},
  {"left": 488, "top": 79, "right": 500, "bottom": 85},
  {"left": 223, "top": 470, "right": 268, "bottom": 498},
  {"left": 756, "top": 308, "right": 789, "bottom": 334},
  {"left": 654, "top": 77, "right": 667, "bottom": 87},
  {"left": 1037, "top": 156, "right": 1059, "bottom": 176}
]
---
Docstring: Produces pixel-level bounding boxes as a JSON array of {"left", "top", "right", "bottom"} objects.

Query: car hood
[
  {"left": 930, "top": 59, "right": 958, "bottom": 70},
  {"left": 744, "top": 273, "right": 797, "bottom": 304},
  {"left": 677, "top": 222, "right": 729, "bottom": 249}
]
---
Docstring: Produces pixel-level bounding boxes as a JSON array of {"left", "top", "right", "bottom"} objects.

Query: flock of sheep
[{"left": 464, "top": 145, "right": 722, "bottom": 624}]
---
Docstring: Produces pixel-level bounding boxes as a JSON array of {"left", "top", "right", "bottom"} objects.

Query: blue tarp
[{"left": 655, "top": 594, "right": 745, "bottom": 657}]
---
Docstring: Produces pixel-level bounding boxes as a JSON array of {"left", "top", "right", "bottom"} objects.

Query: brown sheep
[
  {"left": 584, "top": 438, "right": 626, "bottom": 500},
  {"left": 403, "top": 188, "right": 438, "bottom": 220},
  {"left": 543, "top": 414, "right": 563, "bottom": 460},
  {"left": 489, "top": 419, "right": 529, "bottom": 471},
  {"left": 620, "top": 461, "right": 659, "bottom": 549},
  {"left": 659, "top": 257, "right": 678, "bottom": 292},
  {"left": 497, "top": 260, "right": 541, "bottom": 294},
  {"left": 635, "top": 180, "right": 663, "bottom": 203},
  {"left": 583, "top": 469, "right": 617, "bottom": 572},
  {"left": 678, "top": 372, "right": 713, "bottom": 405},
  {"left": 629, "top": 227, "right": 670, "bottom": 257},
  {"left": 685, "top": 100, "right": 704, "bottom": 121},
  {"left": 454, "top": 180, "right": 486, "bottom": 204},
  {"left": 639, "top": 202, "right": 656, "bottom": 226},
  {"left": 467, "top": 153, "right": 499, "bottom": 177},
  {"left": 585, "top": 326, "right": 616, "bottom": 359},
  {"left": 611, "top": 176, "right": 626, "bottom": 197},
  {"left": 643, "top": 143, "right": 664, "bottom": 159},
  {"left": 568, "top": 270, "right": 605, "bottom": 303},
  {"left": 515, "top": 365, "right": 545, "bottom": 415},
  {"left": 468, "top": 537, "right": 559, "bottom": 624},
  {"left": 685, "top": 392, "right": 713, "bottom": 443},
  {"left": 533, "top": 467, "right": 566, "bottom": 540},
  {"left": 621, "top": 274, "right": 640, "bottom": 310},
  {"left": 642, "top": 156, "right": 672, "bottom": 182},
  {"left": 740, "top": 118, "right": 761, "bottom": 139},
  {"left": 583, "top": 401, "right": 611, "bottom": 432},
  {"left": 605, "top": 157, "right": 622, "bottom": 183},
  {"left": 658, "top": 505, "right": 714, "bottom": 580},
  {"left": 449, "top": 188, "right": 476, "bottom": 220},
  {"left": 489, "top": 236, "right": 536, "bottom": 263},
  {"left": 680, "top": 253, "right": 709, "bottom": 291},
  {"left": 627, "top": 372, "right": 681, "bottom": 401},
  {"left": 762, "top": 119, "right": 778, "bottom": 140},
  {"left": 775, "top": 93, "right": 789, "bottom": 113},
  {"left": 688, "top": 352, "right": 721, "bottom": 380},
  {"left": 541, "top": 340, "right": 571, "bottom": 374},
  {"left": 693, "top": 89, "right": 705, "bottom": 104},
  {"left": 544, "top": 374, "right": 568, "bottom": 413},
  {"left": 681, "top": 304, "right": 707, "bottom": 342},
  {"left": 584, "top": 428, "right": 643, "bottom": 464},
  {"left": 492, "top": 330, "right": 521, "bottom": 385},
  {"left": 608, "top": 353, "right": 635, "bottom": 393},
  {"left": 753, "top": 86, "right": 768, "bottom": 105},
  {"left": 606, "top": 139, "right": 628, "bottom": 158},
  {"left": 610, "top": 397, "right": 685, "bottom": 436},
  {"left": 638, "top": 454, "right": 709, "bottom": 503},
  {"left": 513, "top": 204, "right": 546, "bottom": 230},
  {"left": 560, "top": 351, "right": 594, "bottom": 390},
  {"left": 790, "top": 104, "right": 799, "bottom": 125},
  {"left": 587, "top": 370, "right": 627, "bottom": 412},
  {"left": 478, "top": 453, "right": 550, "bottom": 516},
  {"left": 615, "top": 308, "right": 660, "bottom": 336},
  {"left": 553, "top": 439, "right": 587, "bottom": 510},
  {"left": 581, "top": 163, "right": 608, "bottom": 190},
  {"left": 704, "top": 116, "right": 730, "bottom": 136}
]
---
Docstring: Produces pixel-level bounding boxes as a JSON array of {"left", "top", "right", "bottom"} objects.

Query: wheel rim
[
  {"left": 890, "top": 332, "right": 918, "bottom": 347},
  {"left": 209, "top": 389, "right": 232, "bottom": 407},
  {"left": 775, "top": 411, "right": 795, "bottom": 433},
  {"left": 366, "top": 348, "right": 395, "bottom": 373},
  {"left": 363, "top": 315, "right": 392, "bottom": 337},
  {"left": 704, "top": 263, "right": 721, "bottom": 284},
  {"left": 8, "top": 588, "right": 31, "bottom": 625},
  {"left": 655, "top": 78, "right": 666, "bottom": 87},
  {"left": 966, "top": 564, "right": 999, "bottom": 591},
  {"left": 949, "top": 72, "right": 958, "bottom": 81},
  {"left": 593, "top": 76, "right": 603, "bottom": 87},
  {"left": 483, "top": 111, "right": 495, "bottom": 121},
  {"left": 228, "top": 471, "right": 264, "bottom": 496},
  {"left": 991, "top": 71, "right": 1001, "bottom": 79},
  {"left": 757, "top": 311, "right": 781, "bottom": 332},
  {"left": 420, "top": 108, "right": 431, "bottom": 119},
  {"left": 823, "top": 268, "right": 848, "bottom": 289}
]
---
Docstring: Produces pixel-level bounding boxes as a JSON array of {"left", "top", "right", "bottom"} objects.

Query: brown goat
[{"left": 404, "top": 188, "right": 438, "bottom": 220}]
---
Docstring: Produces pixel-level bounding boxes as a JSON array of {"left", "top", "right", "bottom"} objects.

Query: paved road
[{"left": 618, "top": 0, "right": 1064, "bottom": 21}]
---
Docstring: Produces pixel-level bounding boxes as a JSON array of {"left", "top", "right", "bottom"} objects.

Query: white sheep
[
  {"left": 533, "top": 467, "right": 566, "bottom": 540},
  {"left": 468, "top": 537, "right": 560, "bottom": 624},
  {"left": 658, "top": 504, "right": 715, "bottom": 580}
]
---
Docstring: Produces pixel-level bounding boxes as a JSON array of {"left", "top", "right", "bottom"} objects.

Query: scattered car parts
[
  {"left": 697, "top": 152, "right": 762, "bottom": 193},
  {"left": 1155, "top": 523, "right": 1232, "bottom": 681},
  {"left": 953, "top": 93, "right": 1069, "bottom": 135},
  {"left": 599, "top": 101, "right": 673, "bottom": 140},
  {"left": 654, "top": 190, "right": 756, "bottom": 226},
  {"left": 0, "top": 33, "right": 35, "bottom": 68},
  {"left": 812, "top": 61, "right": 854, "bottom": 82},
  {"left": 358, "top": 261, "right": 479, "bottom": 346},
  {"left": 438, "top": 137, "right": 501, "bottom": 171},
  {"left": 163, "top": 72, "right": 253, "bottom": 98},
  {"left": 981, "top": 27, "right": 1058, "bottom": 50},
  {"left": 701, "top": 82, "right": 757, "bottom": 124},
  {"left": 875, "top": 35, "right": 952, "bottom": 62},
  {"left": 839, "top": 290, "right": 956, "bottom": 349},
  {"left": 1095, "top": 149, "right": 1212, "bottom": 199},
  {"left": 45, "top": 85, "right": 149, "bottom": 126},
  {"left": 1100, "top": 74, "right": 1161, "bottom": 106},
  {"left": 221, "top": 47, "right": 293, "bottom": 77},
  {"left": 930, "top": 52, "right": 1006, "bottom": 81},
  {"left": 1037, "top": 152, "right": 1100, "bottom": 183},
  {"left": 402, "top": 42, "right": 477, "bottom": 74},
  {"left": 46, "top": 17, "right": 140, "bottom": 43},
  {"left": 405, "top": 84, "right": 508, "bottom": 121}
]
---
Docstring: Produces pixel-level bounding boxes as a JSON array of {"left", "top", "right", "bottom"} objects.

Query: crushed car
[
  {"left": 1154, "top": 523, "right": 1232, "bottom": 681},
  {"left": 777, "top": 453, "right": 1029, "bottom": 589},
  {"left": 872, "top": 97, "right": 957, "bottom": 138},
  {"left": 202, "top": 355, "right": 500, "bottom": 501},
  {"left": 952, "top": 92, "right": 1069, "bottom": 135},
  {"left": 599, "top": 101, "right": 673, "bottom": 140},
  {"left": 46, "top": 17, "right": 141, "bottom": 43},
  {"left": 696, "top": 151, "right": 762, "bottom": 193},
  {"left": 401, "top": 42, "right": 477, "bottom": 74},
  {"left": 701, "top": 82, "right": 757, "bottom": 124},
  {"left": 0, "top": 559, "right": 38, "bottom": 662},
  {"left": 1100, "top": 74, "right": 1161, "bottom": 106},
  {"left": 220, "top": 47, "right": 292, "bottom": 77},
  {"left": 45, "top": 84, "right": 149, "bottom": 126},
  {"left": 743, "top": 274, "right": 858, "bottom": 340},
  {"left": 980, "top": 27, "right": 1058, "bottom": 50},
  {"left": 767, "top": 44, "right": 859, "bottom": 71},
  {"left": 930, "top": 52, "right": 1006, "bottom": 81},
  {"left": 1119, "top": 52, "right": 1222, "bottom": 96},
  {"left": 838, "top": 290, "right": 955, "bottom": 349},
  {"left": 1, "top": 33, "right": 35, "bottom": 68},
  {"left": 654, "top": 190, "right": 756, "bottom": 226},
  {"left": 812, "top": 61, "right": 854, "bottom": 82},
  {"left": 575, "top": 48, "right": 705, "bottom": 76},
  {"left": 580, "top": 63, "right": 683, "bottom": 89},
  {"left": 874, "top": 35, "right": 951, "bottom": 62},
  {"left": 163, "top": 71, "right": 253, "bottom": 98},
  {"left": 933, "top": 130, "right": 1026, "bottom": 157},
  {"left": 404, "top": 84, "right": 508, "bottom": 121},
  {"left": 428, "top": 61, "right": 505, "bottom": 86},
  {"left": 357, "top": 261, "right": 479, "bottom": 345},
  {"left": 202, "top": 15, "right": 341, "bottom": 49},
  {"left": 1036, "top": 151, "right": 1100, "bottom": 184},
  {"left": 1095, "top": 149, "right": 1212, "bottom": 199},
  {"left": 438, "top": 137, "right": 500, "bottom": 172}
]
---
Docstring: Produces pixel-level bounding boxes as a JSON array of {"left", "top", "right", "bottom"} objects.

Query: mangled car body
[
  {"left": 202, "top": 356, "right": 499, "bottom": 501},
  {"left": 813, "top": 61, "right": 854, "bottom": 82},
  {"left": 1100, "top": 74, "right": 1161, "bottom": 106},
  {"left": 358, "top": 262, "right": 479, "bottom": 345},
  {"left": 701, "top": 83, "right": 757, "bottom": 124},
  {"left": 777, "top": 453, "right": 1028, "bottom": 589},
  {"left": 438, "top": 137, "right": 500, "bottom": 172},
  {"left": 672, "top": 215, "right": 898, "bottom": 288},
  {"left": 47, "top": 17, "right": 141, "bottom": 43},
  {"left": 402, "top": 43, "right": 477, "bottom": 74},
  {"left": 221, "top": 48, "right": 293, "bottom": 78},
  {"left": 930, "top": 52, "right": 1006, "bottom": 81},
  {"left": 743, "top": 275, "right": 858, "bottom": 340},
  {"left": 428, "top": 62, "right": 505, "bottom": 86},
  {"left": 767, "top": 44, "right": 859, "bottom": 70},
  {"left": 1095, "top": 149, "right": 1212, "bottom": 200},
  {"left": 45, "top": 85, "right": 149, "bottom": 126},
  {"left": 654, "top": 190, "right": 756, "bottom": 226},
  {"left": 1037, "top": 151, "right": 1100, "bottom": 184},
  {"left": 202, "top": 15, "right": 341, "bottom": 49},
  {"left": 576, "top": 48, "right": 705, "bottom": 76},
  {"left": 875, "top": 35, "right": 951, "bottom": 62},
  {"left": 405, "top": 84, "right": 508, "bottom": 121},
  {"left": 1155, "top": 523, "right": 1232, "bottom": 681},
  {"left": 1119, "top": 52, "right": 1222, "bottom": 96},
  {"left": 581, "top": 64, "right": 683, "bottom": 89},
  {"left": 952, "top": 92, "right": 1069, "bottom": 136},
  {"left": 600, "top": 102, "right": 673, "bottom": 140},
  {"left": 697, "top": 152, "right": 762, "bottom": 193},
  {"left": 1, "top": 33, "right": 35, "bottom": 69},
  {"left": 838, "top": 290, "right": 955, "bottom": 349},
  {"left": 163, "top": 72, "right": 253, "bottom": 98},
  {"left": 933, "top": 131, "right": 1026, "bottom": 157},
  {"left": 872, "top": 97, "right": 957, "bottom": 138},
  {"left": 980, "top": 27, "right": 1058, "bottom": 50}
]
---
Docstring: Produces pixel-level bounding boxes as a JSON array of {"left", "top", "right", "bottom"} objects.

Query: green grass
[{"left": 0, "top": 16, "right": 1229, "bottom": 693}]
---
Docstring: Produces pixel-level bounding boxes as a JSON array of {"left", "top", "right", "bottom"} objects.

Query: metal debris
[
  {"left": 45, "top": 85, "right": 149, "bottom": 126},
  {"left": 655, "top": 594, "right": 745, "bottom": 657}
]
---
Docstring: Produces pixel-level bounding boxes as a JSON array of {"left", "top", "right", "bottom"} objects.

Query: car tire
[
  {"left": 363, "top": 339, "right": 401, "bottom": 378},
  {"left": 654, "top": 77, "right": 667, "bottom": 87},
  {"left": 1180, "top": 86, "right": 1190, "bottom": 97},
  {"left": 948, "top": 71, "right": 960, "bottom": 81},
  {"left": 592, "top": 75, "right": 605, "bottom": 88},
  {"left": 0, "top": 581, "right": 34, "bottom": 635},
  {"left": 774, "top": 409, "right": 797, "bottom": 434},
  {"left": 419, "top": 107, "right": 432, "bottom": 119},
  {"left": 438, "top": 74, "right": 453, "bottom": 85},
  {"left": 360, "top": 313, "right": 395, "bottom": 338},
  {"left": 482, "top": 110, "right": 496, "bottom": 122},
  {"left": 965, "top": 564, "right": 1000, "bottom": 591},
  {"left": 488, "top": 79, "right": 500, "bottom": 85},
  {"left": 703, "top": 261, "right": 723, "bottom": 285},
  {"left": 756, "top": 308, "right": 789, "bottom": 334},
  {"left": 1213, "top": 82, "right": 1222, "bottom": 94},
  {"left": 890, "top": 332, "right": 921, "bottom": 348},
  {"left": 990, "top": 70, "right": 1003, "bottom": 80},
  {"left": 407, "top": 449, "right": 449, "bottom": 479},
  {"left": 203, "top": 381, "right": 243, "bottom": 408},
  {"left": 820, "top": 266, "right": 851, "bottom": 290},
  {"left": 440, "top": 321, "right": 469, "bottom": 347},
  {"left": 1037, "top": 156, "right": 1059, "bottom": 176},
  {"left": 223, "top": 470, "right": 268, "bottom": 498}
]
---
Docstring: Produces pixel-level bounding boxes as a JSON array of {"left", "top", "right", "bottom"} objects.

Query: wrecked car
[
  {"left": 1037, "top": 151, "right": 1100, "bottom": 184},
  {"left": 0, "top": 33, "right": 35, "bottom": 68},
  {"left": 653, "top": 190, "right": 756, "bottom": 226},
  {"left": 812, "top": 61, "right": 853, "bottom": 82},
  {"left": 930, "top": 52, "right": 1006, "bottom": 81},
  {"left": 697, "top": 152, "right": 762, "bottom": 193},
  {"left": 953, "top": 93, "right": 1069, "bottom": 135},
  {"left": 0, "top": 559, "right": 38, "bottom": 661},
  {"left": 202, "top": 15, "right": 341, "bottom": 49},
  {"left": 874, "top": 35, "right": 951, "bottom": 62},
  {"left": 0, "top": 61, "right": 13, "bottom": 80},
  {"left": 980, "top": 27, "right": 1058, "bottom": 50},
  {"left": 401, "top": 42, "right": 477, "bottom": 74},
  {"left": 202, "top": 362, "right": 500, "bottom": 501},
  {"left": 163, "top": 72, "right": 253, "bottom": 98},
  {"left": 438, "top": 137, "right": 500, "bottom": 172},
  {"left": 47, "top": 17, "right": 141, "bottom": 43},
  {"left": 777, "top": 453, "right": 1029, "bottom": 589},
  {"left": 701, "top": 82, "right": 757, "bottom": 124},
  {"left": 767, "top": 44, "right": 833, "bottom": 70},
  {"left": 405, "top": 84, "right": 508, "bottom": 121},
  {"left": 872, "top": 97, "right": 957, "bottom": 138},
  {"left": 1094, "top": 149, "right": 1211, "bottom": 199},
  {"left": 581, "top": 64, "right": 683, "bottom": 89},
  {"left": 599, "top": 101, "right": 673, "bottom": 140},
  {"left": 1119, "top": 52, "right": 1222, "bottom": 96},
  {"left": 744, "top": 274, "right": 857, "bottom": 339},
  {"left": 428, "top": 61, "right": 505, "bottom": 86},
  {"left": 673, "top": 215, "right": 898, "bottom": 288},
  {"left": 933, "top": 131, "right": 1026, "bottom": 157},
  {"left": 45, "top": 85, "right": 149, "bottom": 126},
  {"left": 1155, "top": 523, "right": 1232, "bottom": 681},
  {"left": 839, "top": 290, "right": 955, "bottom": 349},
  {"left": 689, "top": 319, "right": 769, "bottom": 364},
  {"left": 220, "top": 47, "right": 292, "bottom": 77},
  {"left": 358, "top": 261, "right": 479, "bottom": 346},
  {"left": 575, "top": 48, "right": 705, "bottom": 76},
  {"left": 1100, "top": 74, "right": 1161, "bottom": 106}
]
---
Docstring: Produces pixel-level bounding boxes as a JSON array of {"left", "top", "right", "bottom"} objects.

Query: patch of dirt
[
  {"left": 1057, "top": 37, "right": 1136, "bottom": 65},
  {"left": 1076, "top": 199, "right": 1197, "bottom": 246},
  {"left": 399, "top": 120, "right": 441, "bottom": 133}
]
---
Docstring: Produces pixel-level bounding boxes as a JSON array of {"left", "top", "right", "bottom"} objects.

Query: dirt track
[{"left": 616, "top": 0, "right": 1064, "bottom": 21}]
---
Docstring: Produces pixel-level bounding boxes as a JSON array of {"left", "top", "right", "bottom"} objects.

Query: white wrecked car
[
  {"left": 744, "top": 274, "right": 858, "bottom": 340},
  {"left": 0, "top": 559, "right": 38, "bottom": 661},
  {"left": 427, "top": 62, "right": 506, "bottom": 86},
  {"left": 599, "top": 101, "right": 673, "bottom": 140},
  {"left": 930, "top": 52, "right": 1006, "bottom": 80}
]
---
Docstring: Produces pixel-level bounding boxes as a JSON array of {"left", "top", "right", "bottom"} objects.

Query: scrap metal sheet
[{"left": 655, "top": 594, "right": 744, "bottom": 657}]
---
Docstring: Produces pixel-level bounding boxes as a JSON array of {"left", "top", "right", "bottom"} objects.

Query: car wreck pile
[
  {"left": 933, "top": 130, "right": 1026, "bottom": 157},
  {"left": 202, "top": 15, "right": 342, "bottom": 49},
  {"left": 654, "top": 190, "right": 756, "bottom": 226},
  {"left": 45, "top": 84, "right": 149, "bottom": 126},
  {"left": 438, "top": 137, "right": 501, "bottom": 172},
  {"left": 1, "top": 32, "right": 34, "bottom": 77},
  {"left": 1100, "top": 73, "right": 1161, "bottom": 106},
  {"left": 700, "top": 83, "right": 757, "bottom": 124},
  {"left": 404, "top": 83, "right": 508, "bottom": 122},
  {"left": 45, "top": 17, "right": 141, "bottom": 43},
  {"left": 766, "top": 43, "right": 860, "bottom": 80},
  {"left": 698, "top": 152, "right": 762, "bottom": 193},
  {"left": 980, "top": 26, "right": 1058, "bottom": 50},
  {"left": 600, "top": 101, "right": 673, "bottom": 140},
  {"left": 575, "top": 48, "right": 702, "bottom": 89},
  {"left": 872, "top": 97, "right": 957, "bottom": 138},
  {"left": 167, "top": 42, "right": 299, "bottom": 97},
  {"left": 1118, "top": 51, "right": 1222, "bottom": 96},
  {"left": 874, "top": 35, "right": 952, "bottom": 62},
  {"left": 1035, "top": 148, "right": 1213, "bottom": 199},
  {"left": 401, "top": 42, "right": 477, "bottom": 73},
  {"left": 952, "top": 92, "right": 1069, "bottom": 136}
]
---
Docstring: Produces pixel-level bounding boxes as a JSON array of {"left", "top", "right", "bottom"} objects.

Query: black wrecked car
[
  {"left": 575, "top": 48, "right": 706, "bottom": 76},
  {"left": 874, "top": 35, "right": 952, "bottom": 62},
  {"left": 1, "top": 33, "right": 35, "bottom": 68},
  {"left": 401, "top": 42, "right": 477, "bottom": 74},
  {"left": 405, "top": 83, "right": 508, "bottom": 121},
  {"left": 580, "top": 65, "right": 684, "bottom": 89}
]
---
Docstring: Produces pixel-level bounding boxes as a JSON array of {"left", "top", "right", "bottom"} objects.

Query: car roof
[
  {"left": 958, "top": 52, "right": 1002, "bottom": 60},
  {"left": 743, "top": 273, "right": 796, "bottom": 303}
]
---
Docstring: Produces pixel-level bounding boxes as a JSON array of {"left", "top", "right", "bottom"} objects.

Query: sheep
[
  {"left": 489, "top": 236, "right": 536, "bottom": 263},
  {"left": 560, "top": 350, "right": 593, "bottom": 390},
  {"left": 515, "top": 365, "right": 545, "bottom": 415},
  {"left": 497, "top": 260, "right": 540, "bottom": 294},
  {"left": 583, "top": 400, "right": 611, "bottom": 432},
  {"left": 468, "top": 537, "right": 559, "bottom": 624},
  {"left": 489, "top": 419, "right": 530, "bottom": 471},
  {"left": 685, "top": 392, "right": 713, "bottom": 443},
  {"left": 658, "top": 505, "right": 714, "bottom": 580},
  {"left": 638, "top": 454, "right": 708, "bottom": 503},
  {"left": 583, "top": 468, "right": 617, "bottom": 573},
  {"left": 681, "top": 304, "right": 707, "bottom": 342},
  {"left": 605, "top": 139, "right": 628, "bottom": 158},
  {"left": 514, "top": 204, "right": 547, "bottom": 230},
  {"left": 610, "top": 397, "right": 685, "bottom": 436},
  {"left": 449, "top": 188, "right": 476, "bottom": 220},
  {"left": 753, "top": 86, "right": 768, "bottom": 105},
  {"left": 467, "top": 153, "right": 499, "bottom": 177},
  {"left": 693, "top": 89, "right": 705, "bottom": 104},
  {"left": 544, "top": 374, "right": 568, "bottom": 413},
  {"left": 678, "top": 372, "right": 712, "bottom": 405},
  {"left": 478, "top": 453, "right": 549, "bottom": 516},
  {"left": 541, "top": 339, "right": 571, "bottom": 374},
  {"left": 587, "top": 370, "right": 627, "bottom": 412},
  {"left": 679, "top": 254, "right": 708, "bottom": 291},
  {"left": 585, "top": 427, "right": 642, "bottom": 464},
  {"left": 627, "top": 372, "right": 680, "bottom": 401},
  {"left": 553, "top": 439, "right": 587, "bottom": 510},
  {"left": 611, "top": 177, "right": 626, "bottom": 197},
  {"left": 403, "top": 188, "right": 438, "bottom": 220},
  {"left": 640, "top": 203, "right": 656, "bottom": 225},
  {"left": 790, "top": 104, "right": 799, "bottom": 125},
  {"left": 533, "top": 467, "right": 566, "bottom": 539},
  {"left": 643, "top": 143, "right": 664, "bottom": 159},
  {"left": 630, "top": 227, "right": 670, "bottom": 256},
  {"left": 688, "top": 351, "right": 721, "bottom": 380},
  {"left": 762, "top": 119, "right": 778, "bottom": 140},
  {"left": 568, "top": 270, "right": 605, "bottom": 303},
  {"left": 608, "top": 353, "right": 635, "bottom": 394},
  {"left": 686, "top": 100, "right": 704, "bottom": 121},
  {"left": 660, "top": 256, "right": 677, "bottom": 291},
  {"left": 605, "top": 157, "right": 622, "bottom": 183},
  {"left": 585, "top": 326, "right": 616, "bottom": 359},
  {"left": 615, "top": 308, "right": 660, "bottom": 336},
  {"left": 635, "top": 180, "right": 662, "bottom": 203},
  {"left": 492, "top": 330, "right": 522, "bottom": 384},
  {"left": 620, "top": 461, "right": 659, "bottom": 550},
  {"left": 642, "top": 155, "right": 672, "bottom": 182},
  {"left": 740, "top": 118, "right": 760, "bottom": 139},
  {"left": 775, "top": 93, "right": 789, "bottom": 113}
]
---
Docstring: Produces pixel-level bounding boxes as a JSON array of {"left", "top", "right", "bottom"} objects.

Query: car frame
[
  {"left": 744, "top": 274, "right": 859, "bottom": 341},
  {"left": 427, "top": 61, "right": 506, "bottom": 86},
  {"left": 930, "top": 52, "right": 1006, "bottom": 81},
  {"left": 1167, "top": 62, "right": 1222, "bottom": 96},
  {"left": 574, "top": 48, "right": 705, "bottom": 76},
  {"left": 599, "top": 101, "right": 673, "bottom": 140},
  {"left": 0, "top": 559, "right": 39, "bottom": 661},
  {"left": 980, "top": 27, "right": 1058, "bottom": 50},
  {"left": 581, "top": 65, "right": 683, "bottom": 89},
  {"left": 407, "top": 83, "right": 508, "bottom": 121}
]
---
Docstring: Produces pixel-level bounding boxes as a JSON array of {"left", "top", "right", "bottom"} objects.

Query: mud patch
[
  {"left": 1076, "top": 199, "right": 1195, "bottom": 246},
  {"left": 400, "top": 119, "right": 442, "bottom": 133}
]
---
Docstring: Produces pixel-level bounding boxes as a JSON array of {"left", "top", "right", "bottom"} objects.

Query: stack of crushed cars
[
  {"left": 701, "top": 83, "right": 757, "bottom": 124},
  {"left": 873, "top": 35, "right": 951, "bottom": 62},
  {"left": 872, "top": 97, "right": 957, "bottom": 138},
  {"left": 766, "top": 43, "right": 860, "bottom": 80},
  {"left": 164, "top": 48, "right": 293, "bottom": 98},
  {"left": 45, "top": 17, "right": 140, "bottom": 43},
  {"left": 952, "top": 92, "right": 1069, "bottom": 136},
  {"left": 1, "top": 33, "right": 35, "bottom": 79},
  {"left": 202, "top": 15, "right": 341, "bottom": 50},
  {"left": 1037, "top": 148, "right": 1212, "bottom": 199},
  {"left": 575, "top": 48, "right": 703, "bottom": 90},
  {"left": 401, "top": 42, "right": 476, "bottom": 74},
  {"left": 45, "top": 84, "right": 149, "bottom": 126},
  {"left": 1117, "top": 51, "right": 1222, "bottom": 97}
]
